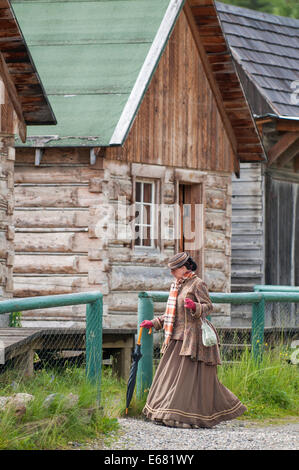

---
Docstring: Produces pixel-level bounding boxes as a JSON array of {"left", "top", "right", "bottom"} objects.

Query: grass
[
  {"left": 0, "top": 345, "right": 298, "bottom": 449},
  {"left": 0, "top": 366, "right": 121, "bottom": 450}
]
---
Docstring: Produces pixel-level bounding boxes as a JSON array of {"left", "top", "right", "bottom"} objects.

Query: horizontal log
[
  {"left": 14, "top": 254, "right": 109, "bottom": 277},
  {"left": 110, "top": 265, "right": 171, "bottom": 291},
  {"left": 16, "top": 147, "right": 104, "bottom": 167},
  {"left": 20, "top": 305, "right": 86, "bottom": 318},
  {"left": 14, "top": 232, "right": 108, "bottom": 253},
  {"left": 205, "top": 210, "right": 228, "bottom": 231},
  {"left": 14, "top": 254, "right": 81, "bottom": 274},
  {"left": 20, "top": 319, "right": 86, "bottom": 328},
  {"left": 204, "top": 250, "right": 229, "bottom": 271},
  {"left": 205, "top": 230, "right": 226, "bottom": 251},
  {"left": 14, "top": 186, "right": 105, "bottom": 208},
  {"left": 14, "top": 209, "right": 89, "bottom": 228},
  {"left": 13, "top": 276, "right": 91, "bottom": 297},
  {"left": 15, "top": 166, "right": 104, "bottom": 184}
]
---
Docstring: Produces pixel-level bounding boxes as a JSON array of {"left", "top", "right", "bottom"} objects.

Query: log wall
[
  {"left": 230, "top": 162, "right": 265, "bottom": 326},
  {"left": 14, "top": 151, "right": 232, "bottom": 328}
]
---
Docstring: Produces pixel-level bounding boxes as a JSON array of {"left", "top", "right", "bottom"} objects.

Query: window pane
[
  {"left": 143, "top": 183, "right": 152, "bottom": 203},
  {"left": 142, "top": 204, "right": 151, "bottom": 225},
  {"left": 136, "top": 182, "right": 141, "bottom": 202}
]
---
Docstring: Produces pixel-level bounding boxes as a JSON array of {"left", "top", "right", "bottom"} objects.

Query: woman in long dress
[{"left": 140, "top": 251, "right": 247, "bottom": 429}]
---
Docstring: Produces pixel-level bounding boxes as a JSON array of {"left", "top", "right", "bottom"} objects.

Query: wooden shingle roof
[{"left": 216, "top": 1, "right": 299, "bottom": 118}]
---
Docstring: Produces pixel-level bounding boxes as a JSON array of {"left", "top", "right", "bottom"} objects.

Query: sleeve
[
  {"left": 189, "top": 280, "right": 213, "bottom": 320},
  {"left": 151, "top": 315, "right": 165, "bottom": 331}
]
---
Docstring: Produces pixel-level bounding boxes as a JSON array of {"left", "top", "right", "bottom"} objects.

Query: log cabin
[
  {"left": 0, "top": 0, "right": 55, "bottom": 325},
  {"left": 10, "top": 0, "right": 265, "bottom": 328},
  {"left": 216, "top": 2, "right": 299, "bottom": 326}
]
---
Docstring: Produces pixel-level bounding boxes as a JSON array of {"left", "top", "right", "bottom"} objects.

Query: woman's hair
[{"left": 183, "top": 255, "right": 197, "bottom": 272}]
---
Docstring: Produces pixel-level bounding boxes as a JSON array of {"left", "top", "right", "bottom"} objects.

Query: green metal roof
[{"left": 11, "top": 0, "right": 184, "bottom": 147}]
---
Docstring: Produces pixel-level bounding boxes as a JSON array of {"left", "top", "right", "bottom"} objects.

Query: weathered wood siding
[
  {"left": 264, "top": 169, "right": 299, "bottom": 327},
  {"left": 231, "top": 163, "right": 265, "bottom": 326},
  {"left": 106, "top": 9, "right": 234, "bottom": 173}
]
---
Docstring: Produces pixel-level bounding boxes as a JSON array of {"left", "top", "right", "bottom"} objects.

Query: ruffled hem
[{"left": 143, "top": 401, "right": 248, "bottom": 429}]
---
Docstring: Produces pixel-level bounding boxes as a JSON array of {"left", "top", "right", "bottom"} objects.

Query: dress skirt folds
[{"left": 143, "top": 339, "right": 247, "bottom": 428}]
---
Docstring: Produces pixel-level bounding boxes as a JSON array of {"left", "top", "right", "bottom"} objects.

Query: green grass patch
[
  {"left": 217, "top": 346, "right": 299, "bottom": 420},
  {"left": 0, "top": 366, "right": 121, "bottom": 450},
  {"left": 0, "top": 345, "right": 298, "bottom": 449}
]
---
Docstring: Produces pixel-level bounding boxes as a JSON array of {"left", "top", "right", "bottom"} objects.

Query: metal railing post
[
  {"left": 137, "top": 292, "right": 154, "bottom": 398},
  {"left": 251, "top": 297, "right": 265, "bottom": 361},
  {"left": 86, "top": 298, "right": 103, "bottom": 403}
]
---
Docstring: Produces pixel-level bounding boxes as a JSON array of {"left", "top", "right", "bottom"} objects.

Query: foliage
[
  {"left": 9, "top": 312, "right": 22, "bottom": 328},
  {"left": 0, "top": 348, "right": 298, "bottom": 449},
  {"left": 219, "top": 0, "right": 299, "bottom": 18},
  {"left": 0, "top": 366, "right": 120, "bottom": 450},
  {"left": 217, "top": 345, "right": 299, "bottom": 419}
]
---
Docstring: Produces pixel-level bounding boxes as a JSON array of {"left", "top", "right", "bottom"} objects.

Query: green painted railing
[
  {"left": 137, "top": 290, "right": 299, "bottom": 397},
  {"left": 0, "top": 291, "right": 103, "bottom": 403}
]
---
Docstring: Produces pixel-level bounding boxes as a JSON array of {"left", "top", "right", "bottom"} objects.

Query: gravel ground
[{"left": 93, "top": 416, "right": 299, "bottom": 451}]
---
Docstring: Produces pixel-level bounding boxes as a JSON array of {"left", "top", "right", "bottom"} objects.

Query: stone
[{"left": 0, "top": 396, "right": 9, "bottom": 410}]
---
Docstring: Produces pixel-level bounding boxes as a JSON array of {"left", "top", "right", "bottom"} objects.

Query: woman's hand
[
  {"left": 184, "top": 297, "right": 196, "bottom": 312},
  {"left": 140, "top": 320, "right": 154, "bottom": 329}
]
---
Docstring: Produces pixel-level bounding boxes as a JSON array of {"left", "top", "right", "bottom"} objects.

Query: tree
[
  {"left": 219, "top": 0, "right": 274, "bottom": 14},
  {"left": 220, "top": 0, "right": 299, "bottom": 18}
]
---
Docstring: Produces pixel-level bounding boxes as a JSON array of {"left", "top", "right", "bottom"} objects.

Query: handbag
[{"left": 201, "top": 319, "right": 217, "bottom": 347}]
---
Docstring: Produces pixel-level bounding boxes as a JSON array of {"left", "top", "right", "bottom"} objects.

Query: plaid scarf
[{"left": 161, "top": 270, "right": 197, "bottom": 354}]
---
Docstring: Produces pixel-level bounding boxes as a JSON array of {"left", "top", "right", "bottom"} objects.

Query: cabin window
[{"left": 134, "top": 180, "right": 156, "bottom": 248}]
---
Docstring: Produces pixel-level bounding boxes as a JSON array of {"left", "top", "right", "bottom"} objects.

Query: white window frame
[{"left": 134, "top": 179, "right": 156, "bottom": 249}]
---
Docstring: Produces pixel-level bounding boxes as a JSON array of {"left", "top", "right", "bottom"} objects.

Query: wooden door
[{"left": 178, "top": 183, "right": 204, "bottom": 277}]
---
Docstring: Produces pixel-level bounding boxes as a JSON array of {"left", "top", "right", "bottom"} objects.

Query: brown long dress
[{"left": 142, "top": 276, "right": 247, "bottom": 428}]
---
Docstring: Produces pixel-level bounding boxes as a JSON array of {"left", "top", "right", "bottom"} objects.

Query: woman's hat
[{"left": 167, "top": 252, "right": 189, "bottom": 270}]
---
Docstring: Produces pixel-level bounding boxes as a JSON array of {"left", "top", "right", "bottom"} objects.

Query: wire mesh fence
[
  {"left": 0, "top": 292, "right": 103, "bottom": 403},
  {"left": 0, "top": 290, "right": 298, "bottom": 396},
  {"left": 148, "top": 296, "right": 299, "bottom": 372}
]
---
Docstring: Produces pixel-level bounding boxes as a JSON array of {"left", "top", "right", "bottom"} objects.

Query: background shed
[{"left": 216, "top": 1, "right": 299, "bottom": 326}]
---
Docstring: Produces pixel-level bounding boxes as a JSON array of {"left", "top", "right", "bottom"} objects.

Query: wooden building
[
  {"left": 216, "top": 2, "right": 299, "bottom": 326},
  {"left": 0, "top": 0, "right": 55, "bottom": 324},
  {"left": 11, "top": 0, "right": 264, "bottom": 328}
]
